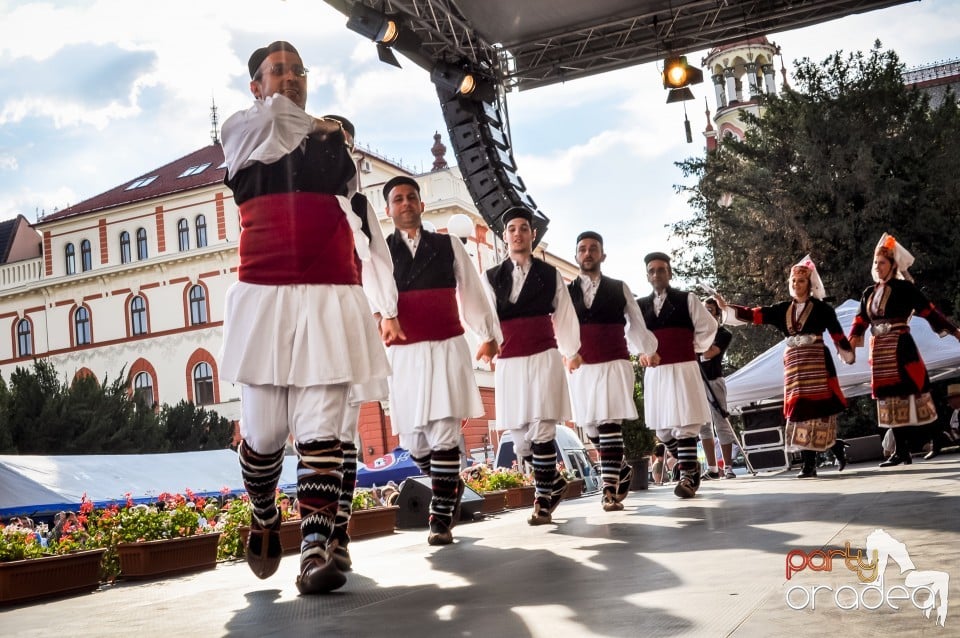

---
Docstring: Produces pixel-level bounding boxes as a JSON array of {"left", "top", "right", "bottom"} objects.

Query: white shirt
[{"left": 221, "top": 94, "right": 315, "bottom": 179}]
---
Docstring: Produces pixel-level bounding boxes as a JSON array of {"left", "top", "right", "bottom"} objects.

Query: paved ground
[{"left": 3, "top": 455, "right": 958, "bottom": 637}]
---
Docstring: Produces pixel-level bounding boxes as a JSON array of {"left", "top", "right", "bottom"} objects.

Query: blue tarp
[{"left": 356, "top": 448, "right": 421, "bottom": 488}]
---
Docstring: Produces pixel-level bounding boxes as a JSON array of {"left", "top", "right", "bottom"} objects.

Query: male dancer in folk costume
[
  {"left": 482, "top": 207, "right": 583, "bottom": 525},
  {"left": 320, "top": 115, "right": 401, "bottom": 572},
  {"left": 848, "top": 233, "right": 960, "bottom": 467},
  {"left": 567, "top": 231, "right": 658, "bottom": 511},
  {"left": 381, "top": 175, "right": 501, "bottom": 546},
  {"left": 715, "top": 256, "right": 855, "bottom": 478},
  {"left": 637, "top": 252, "right": 716, "bottom": 498},
  {"left": 220, "top": 41, "right": 401, "bottom": 595}
]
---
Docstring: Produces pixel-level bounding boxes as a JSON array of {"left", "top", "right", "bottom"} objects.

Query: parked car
[{"left": 494, "top": 427, "right": 602, "bottom": 494}]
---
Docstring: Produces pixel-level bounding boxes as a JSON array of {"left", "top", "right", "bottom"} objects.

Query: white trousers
[
  {"left": 240, "top": 383, "right": 352, "bottom": 453},
  {"left": 510, "top": 419, "right": 559, "bottom": 460},
  {"left": 398, "top": 417, "right": 461, "bottom": 458}
]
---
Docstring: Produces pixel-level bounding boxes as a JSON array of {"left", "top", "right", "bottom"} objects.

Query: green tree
[
  {"left": 672, "top": 43, "right": 960, "bottom": 370},
  {"left": 160, "top": 400, "right": 234, "bottom": 451},
  {"left": 0, "top": 375, "right": 14, "bottom": 453}
]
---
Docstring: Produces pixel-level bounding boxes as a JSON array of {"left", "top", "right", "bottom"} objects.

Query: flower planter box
[
  {"left": 0, "top": 549, "right": 105, "bottom": 606},
  {"left": 478, "top": 489, "right": 507, "bottom": 513},
  {"left": 505, "top": 485, "right": 536, "bottom": 509},
  {"left": 348, "top": 506, "right": 398, "bottom": 539},
  {"left": 563, "top": 478, "right": 585, "bottom": 500},
  {"left": 238, "top": 520, "right": 302, "bottom": 555},
  {"left": 117, "top": 532, "right": 220, "bottom": 580}
]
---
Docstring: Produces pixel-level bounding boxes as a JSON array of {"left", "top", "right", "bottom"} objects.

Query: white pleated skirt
[
  {"left": 219, "top": 282, "right": 390, "bottom": 388},
  {"left": 643, "top": 361, "right": 712, "bottom": 429},
  {"left": 568, "top": 359, "right": 639, "bottom": 425},
  {"left": 494, "top": 348, "right": 572, "bottom": 429},
  {"left": 386, "top": 336, "right": 484, "bottom": 435}
]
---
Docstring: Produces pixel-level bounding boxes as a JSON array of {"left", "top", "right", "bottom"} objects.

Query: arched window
[
  {"left": 193, "top": 362, "right": 214, "bottom": 405},
  {"left": 133, "top": 372, "right": 155, "bottom": 409},
  {"left": 80, "top": 239, "right": 92, "bottom": 272},
  {"left": 189, "top": 285, "right": 208, "bottom": 325},
  {"left": 136, "top": 228, "right": 148, "bottom": 260},
  {"left": 120, "top": 231, "right": 131, "bottom": 264},
  {"left": 65, "top": 243, "right": 76, "bottom": 275},
  {"left": 74, "top": 307, "right": 91, "bottom": 345},
  {"left": 177, "top": 218, "right": 190, "bottom": 251},
  {"left": 130, "top": 296, "right": 147, "bottom": 335},
  {"left": 195, "top": 214, "right": 208, "bottom": 248},
  {"left": 16, "top": 319, "right": 32, "bottom": 357}
]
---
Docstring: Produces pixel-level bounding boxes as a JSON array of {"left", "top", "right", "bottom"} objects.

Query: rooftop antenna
[{"left": 210, "top": 97, "right": 220, "bottom": 144}]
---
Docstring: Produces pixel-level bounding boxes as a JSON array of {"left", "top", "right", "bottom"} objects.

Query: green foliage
[
  {"left": 673, "top": 43, "right": 960, "bottom": 337},
  {"left": 0, "top": 525, "right": 48, "bottom": 561},
  {"left": 0, "top": 358, "right": 232, "bottom": 454},
  {"left": 216, "top": 495, "right": 251, "bottom": 561},
  {"left": 160, "top": 400, "right": 234, "bottom": 451},
  {"left": 352, "top": 489, "right": 381, "bottom": 511}
]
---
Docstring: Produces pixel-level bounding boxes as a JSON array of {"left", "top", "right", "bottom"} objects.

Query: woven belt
[
  {"left": 784, "top": 335, "right": 823, "bottom": 347},
  {"left": 871, "top": 322, "right": 908, "bottom": 336}
]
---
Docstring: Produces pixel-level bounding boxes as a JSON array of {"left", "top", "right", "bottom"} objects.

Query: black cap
[
  {"left": 576, "top": 231, "right": 603, "bottom": 246},
  {"left": 383, "top": 176, "right": 420, "bottom": 201},
  {"left": 644, "top": 251, "right": 671, "bottom": 265},
  {"left": 248, "top": 40, "right": 300, "bottom": 79},
  {"left": 322, "top": 114, "right": 355, "bottom": 138},
  {"left": 501, "top": 206, "right": 533, "bottom": 225}
]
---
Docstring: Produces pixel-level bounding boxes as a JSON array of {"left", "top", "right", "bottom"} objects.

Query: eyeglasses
[{"left": 259, "top": 63, "right": 308, "bottom": 79}]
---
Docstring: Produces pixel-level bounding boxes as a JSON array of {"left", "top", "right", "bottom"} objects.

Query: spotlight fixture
[
  {"left": 431, "top": 62, "right": 477, "bottom": 96},
  {"left": 662, "top": 55, "right": 704, "bottom": 90},
  {"left": 346, "top": 4, "right": 399, "bottom": 44}
]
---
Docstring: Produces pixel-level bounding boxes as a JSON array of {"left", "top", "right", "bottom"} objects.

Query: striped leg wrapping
[
  {"left": 677, "top": 436, "right": 699, "bottom": 477},
  {"left": 429, "top": 448, "right": 461, "bottom": 528},
  {"left": 411, "top": 452, "right": 432, "bottom": 475},
  {"left": 238, "top": 441, "right": 284, "bottom": 528},
  {"left": 333, "top": 441, "right": 357, "bottom": 546},
  {"left": 597, "top": 423, "right": 625, "bottom": 489},
  {"left": 296, "top": 439, "right": 343, "bottom": 564},
  {"left": 531, "top": 441, "right": 558, "bottom": 500}
]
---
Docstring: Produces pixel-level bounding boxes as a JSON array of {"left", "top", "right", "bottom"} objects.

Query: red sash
[
  {"left": 395, "top": 288, "right": 465, "bottom": 345},
  {"left": 579, "top": 323, "right": 629, "bottom": 364},
  {"left": 238, "top": 193, "right": 360, "bottom": 285},
  {"left": 499, "top": 316, "right": 557, "bottom": 358},
  {"left": 653, "top": 327, "right": 696, "bottom": 364}
]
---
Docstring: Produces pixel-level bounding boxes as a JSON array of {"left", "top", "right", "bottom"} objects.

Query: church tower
[{"left": 702, "top": 37, "right": 783, "bottom": 146}]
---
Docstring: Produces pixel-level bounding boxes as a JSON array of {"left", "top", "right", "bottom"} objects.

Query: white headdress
[
  {"left": 873, "top": 233, "right": 914, "bottom": 282},
  {"left": 789, "top": 254, "right": 826, "bottom": 300}
]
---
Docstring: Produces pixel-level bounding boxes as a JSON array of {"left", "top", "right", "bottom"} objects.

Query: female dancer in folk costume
[
  {"left": 848, "top": 233, "right": 960, "bottom": 467},
  {"left": 715, "top": 256, "right": 855, "bottom": 478}
]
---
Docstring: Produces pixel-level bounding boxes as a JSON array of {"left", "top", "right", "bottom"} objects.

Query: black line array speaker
[
  {"left": 395, "top": 475, "right": 483, "bottom": 528},
  {"left": 437, "top": 86, "right": 549, "bottom": 244}
]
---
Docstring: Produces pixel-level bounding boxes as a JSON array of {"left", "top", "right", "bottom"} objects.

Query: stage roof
[{"left": 328, "top": 0, "right": 916, "bottom": 91}]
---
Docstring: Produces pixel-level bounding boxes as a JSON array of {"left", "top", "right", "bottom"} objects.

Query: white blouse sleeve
[
  {"left": 451, "top": 237, "right": 502, "bottom": 343},
  {"left": 622, "top": 282, "right": 658, "bottom": 356},
  {"left": 359, "top": 201, "right": 398, "bottom": 319},
  {"left": 552, "top": 271, "right": 581, "bottom": 358},
  {"left": 221, "top": 94, "right": 314, "bottom": 179}
]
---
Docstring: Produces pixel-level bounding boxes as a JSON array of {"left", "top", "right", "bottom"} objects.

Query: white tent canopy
[
  {"left": 725, "top": 299, "right": 960, "bottom": 411},
  {"left": 0, "top": 450, "right": 300, "bottom": 518}
]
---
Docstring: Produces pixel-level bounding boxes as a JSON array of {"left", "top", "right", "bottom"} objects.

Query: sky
[{"left": 0, "top": 0, "right": 958, "bottom": 293}]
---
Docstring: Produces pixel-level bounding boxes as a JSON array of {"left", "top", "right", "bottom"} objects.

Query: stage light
[
  {"left": 431, "top": 62, "right": 478, "bottom": 97},
  {"left": 662, "top": 56, "right": 704, "bottom": 90},
  {"left": 346, "top": 4, "right": 399, "bottom": 44}
]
